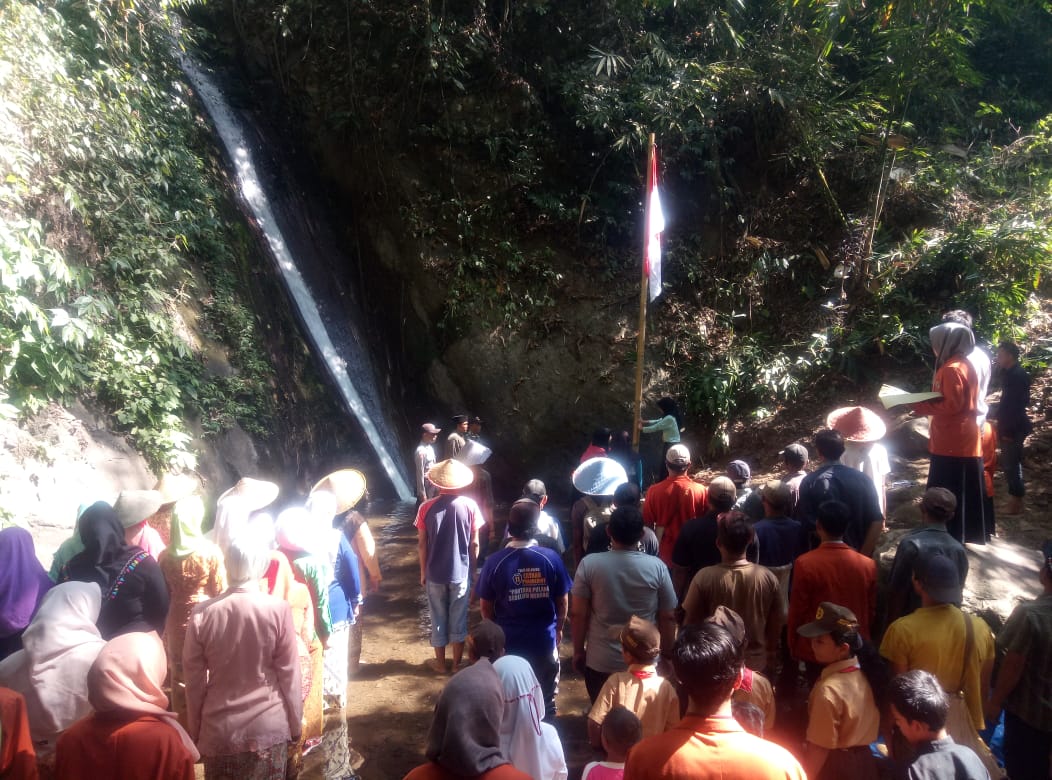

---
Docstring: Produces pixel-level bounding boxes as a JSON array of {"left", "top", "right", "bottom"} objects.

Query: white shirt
[{"left": 968, "top": 345, "right": 991, "bottom": 427}]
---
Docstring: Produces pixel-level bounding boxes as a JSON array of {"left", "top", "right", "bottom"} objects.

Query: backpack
[{"left": 581, "top": 496, "right": 613, "bottom": 534}]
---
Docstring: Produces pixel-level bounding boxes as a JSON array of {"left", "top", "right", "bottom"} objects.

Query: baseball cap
[
  {"left": 920, "top": 487, "right": 956, "bottom": 523},
  {"left": 796, "top": 602, "right": 860, "bottom": 638},
  {"left": 421, "top": 423, "right": 441, "bottom": 434},
  {"left": 618, "top": 615, "right": 661, "bottom": 663},
  {"left": 705, "top": 606, "right": 746, "bottom": 649},
  {"left": 780, "top": 443, "right": 809, "bottom": 466},
  {"left": 666, "top": 444, "right": 691, "bottom": 467},
  {"left": 707, "top": 476, "right": 737, "bottom": 502},
  {"left": 727, "top": 460, "right": 751, "bottom": 483},
  {"left": 918, "top": 554, "right": 963, "bottom": 605}
]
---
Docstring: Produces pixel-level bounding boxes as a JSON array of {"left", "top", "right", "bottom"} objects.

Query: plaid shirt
[{"left": 999, "top": 592, "right": 1052, "bottom": 731}]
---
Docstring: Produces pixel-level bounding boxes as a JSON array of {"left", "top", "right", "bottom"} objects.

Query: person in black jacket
[{"left": 993, "top": 340, "right": 1031, "bottom": 515}]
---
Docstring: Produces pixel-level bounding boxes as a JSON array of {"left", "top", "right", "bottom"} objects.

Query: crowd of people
[
  {"left": 0, "top": 310, "right": 1048, "bottom": 780},
  {"left": 0, "top": 469, "right": 381, "bottom": 779},
  {"left": 408, "top": 318, "right": 1047, "bottom": 780}
]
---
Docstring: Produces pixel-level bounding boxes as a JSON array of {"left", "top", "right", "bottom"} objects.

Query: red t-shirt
[{"left": 643, "top": 475, "right": 707, "bottom": 564}]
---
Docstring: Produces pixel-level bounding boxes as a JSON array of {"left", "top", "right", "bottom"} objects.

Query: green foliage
[
  {"left": 0, "top": 0, "right": 276, "bottom": 468},
  {"left": 214, "top": 0, "right": 1052, "bottom": 437}
]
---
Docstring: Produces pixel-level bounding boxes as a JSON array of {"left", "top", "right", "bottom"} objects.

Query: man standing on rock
[
  {"left": 571, "top": 506, "right": 677, "bottom": 702},
  {"left": 643, "top": 444, "right": 707, "bottom": 566},
  {"left": 477, "top": 498, "right": 572, "bottom": 720},
  {"left": 445, "top": 414, "right": 469, "bottom": 459},
  {"left": 416, "top": 459, "right": 484, "bottom": 674},
  {"left": 414, "top": 423, "right": 440, "bottom": 504}
]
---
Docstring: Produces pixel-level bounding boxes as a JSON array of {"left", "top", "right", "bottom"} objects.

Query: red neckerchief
[
  {"left": 632, "top": 668, "right": 655, "bottom": 680},
  {"left": 838, "top": 664, "right": 861, "bottom": 673},
  {"left": 738, "top": 667, "right": 754, "bottom": 693}
]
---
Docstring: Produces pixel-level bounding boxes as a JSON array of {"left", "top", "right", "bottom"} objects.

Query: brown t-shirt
[{"left": 682, "top": 561, "right": 781, "bottom": 671}]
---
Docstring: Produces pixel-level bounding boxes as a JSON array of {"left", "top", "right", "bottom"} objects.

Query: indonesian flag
[{"left": 645, "top": 144, "right": 665, "bottom": 301}]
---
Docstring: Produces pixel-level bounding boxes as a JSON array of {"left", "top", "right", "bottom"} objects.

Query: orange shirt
[
  {"left": 787, "top": 543, "right": 876, "bottom": 664},
  {"left": 643, "top": 475, "right": 707, "bottom": 564},
  {"left": 624, "top": 714, "right": 806, "bottom": 780},
  {"left": 981, "top": 422, "right": 997, "bottom": 497},
  {"left": 56, "top": 714, "right": 195, "bottom": 780},
  {"left": 912, "top": 357, "right": 981, "bottom": 457},
  {"left": 0, "top": 687, "right": 37, "bottom": 780}
]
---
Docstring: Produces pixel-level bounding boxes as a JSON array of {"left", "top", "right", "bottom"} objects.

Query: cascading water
[{"left": 179, "top": 56, "right": 413, "bottom": 500}]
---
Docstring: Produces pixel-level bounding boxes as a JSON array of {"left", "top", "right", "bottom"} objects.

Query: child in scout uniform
[
  {"left": 587, "top": 615, "right": 679, "bottom": 748},
  {"left": 705, "top": 606, "right": 777, "bottom": 731},
  {"left": 797, "top": 602, "right": 885, "bottom": 780}
]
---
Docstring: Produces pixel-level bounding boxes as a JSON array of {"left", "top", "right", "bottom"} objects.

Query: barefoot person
[{"left": 416, "top": 459, "right": 484, "bottom": 673}]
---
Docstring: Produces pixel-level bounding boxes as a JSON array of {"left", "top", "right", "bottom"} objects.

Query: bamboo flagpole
[{"left": 633, "top": 133, "right": 664, "bottom": 451}]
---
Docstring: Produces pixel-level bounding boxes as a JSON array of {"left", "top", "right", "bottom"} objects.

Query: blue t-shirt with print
[{"left": 476, "top": 543, "right": 572, "bottom": 659}]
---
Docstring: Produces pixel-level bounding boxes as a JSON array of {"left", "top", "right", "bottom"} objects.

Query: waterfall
[{"left": 180, "top": 57, "right": 413, "bottom": 501}]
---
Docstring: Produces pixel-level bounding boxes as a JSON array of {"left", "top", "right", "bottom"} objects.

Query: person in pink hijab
[{"left": 55, "top": 631, "right": 198, "bottom": 780}]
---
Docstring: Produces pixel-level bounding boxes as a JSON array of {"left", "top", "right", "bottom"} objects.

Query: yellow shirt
[
  {"left": 880, "top": 604, "right": 995, "bottom": 729},
  {"left": 806, "top": 657, "right": 880, "bottom": 749}
]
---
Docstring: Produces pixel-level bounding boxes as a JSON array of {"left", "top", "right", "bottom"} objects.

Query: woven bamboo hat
[
  {"left": 427, "top": 459, "right": 474, "bottom": 491},
  {"left": 154, "top": 473, "right": 199, "bottom": 505},
  {"left": 310, "top": 469, "right": 368, "bottom": 514},
  {"left": 218, "top": 478, "right": 279, "bottom": 512},
  {"left": 826, "top": 406, "right": 886, "bottom": 443},
  {"left": 572, "top": 457, "right": 628, "bottom": 497},
  {"left": 113, "top": 490, "right": 165, "bottom": 529}
]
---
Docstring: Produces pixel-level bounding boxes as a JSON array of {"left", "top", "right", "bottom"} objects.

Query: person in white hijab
[
  {"left": 492, "top": 655, "right": 568, "bottom": 780},
  {"left": 0, "top": 581, "right": 107, "bottom": 746}
]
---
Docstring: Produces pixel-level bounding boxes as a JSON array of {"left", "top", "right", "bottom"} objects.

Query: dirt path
[{"left": 301, "top": 502, "right": 593, "bottom": 780}]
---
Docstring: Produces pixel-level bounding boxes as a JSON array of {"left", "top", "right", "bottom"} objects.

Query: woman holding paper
[{"left": 910, "top": 322, "right": 987, "bottom": 543}]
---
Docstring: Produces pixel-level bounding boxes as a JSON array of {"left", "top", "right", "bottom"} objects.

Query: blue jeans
[
  {"left": 1000, "top": 437, "right": 1025, "bottom": 497},
  {"left": 426, "top": 580, "right": 469, "bottom": 647}
]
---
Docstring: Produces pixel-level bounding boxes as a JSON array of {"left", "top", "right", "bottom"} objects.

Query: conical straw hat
[
  {"left": 310, "top": 469, "right": 368, "bottom": 514},
  {"left": 218, "top": 477, "right": 279, "bottom": 512},
  {"left": 826, "top": 406, "right": 887, "bottom": 443},
  {"left": 572, "top": 457, "right": 628, "bottom": 497},
  {"left": 427, "top": 459, "right": 474, "bottom": 491},
  {"left": 154, "top": 472, "right": 199, "bottom": 505}
]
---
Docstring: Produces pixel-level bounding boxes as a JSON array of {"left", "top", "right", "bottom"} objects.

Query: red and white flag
[{"left": 644, "top": 144, "right": 665, "bottom": 301}]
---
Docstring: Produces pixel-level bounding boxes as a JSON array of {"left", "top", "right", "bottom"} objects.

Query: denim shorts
[{"left": 426, "top": 579, "right": 469, "bottom": 647}]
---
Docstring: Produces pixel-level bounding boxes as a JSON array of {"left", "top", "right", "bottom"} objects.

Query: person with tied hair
[
  {"left": 796, "top": 602, "right": 886, "bottom": 780},
  {"left": 909, "top": 321, "right": 987, "bottom": 543},
  {"left": 984, "top": 539, "right": 1052, "bottom": 780},
  {"left": 184, "top": 533, "right": 302, "bottom": 779},
  {"left": 890, "top": 670, "right": 990, "bottom": 780},
  {"left": 623, "top": 623, "right": 805, "bottom": 780},
  {"left": 571, "top": 506, "right": 677, "bottom": 702},
  {"left": 477, "top": 498, "right": 572, "bottom": 719},
  {"left": 403, "top": 659, "right": 532, "bottom": 780},
  {"left": 681, "top": 512, "right": 781, "bottom": 674},
  {"left": 885, "top": 488, "right": 968, "bottom": 626}
]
